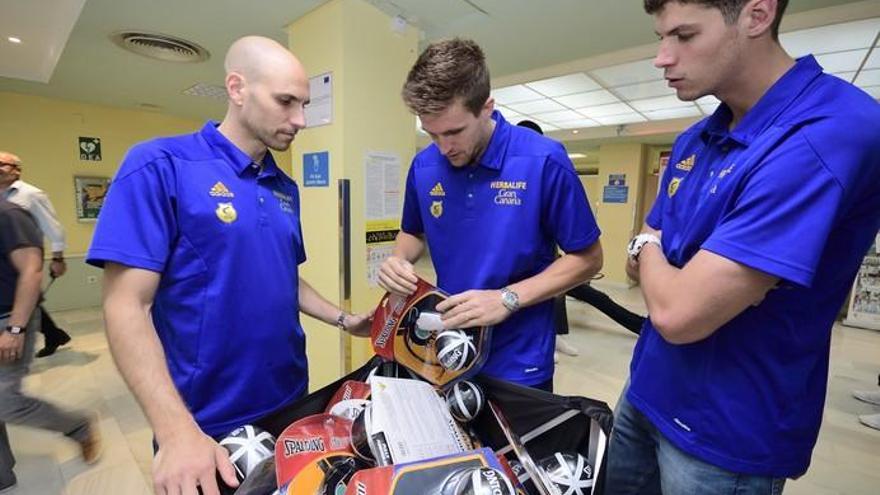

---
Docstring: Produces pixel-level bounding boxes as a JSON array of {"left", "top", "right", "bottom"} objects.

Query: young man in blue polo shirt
[
  {"left": 378, "top": 39, "right": 603, "bottom": 391},
  {"left": 87, "top": 37, "right": 371, "bottom": 495},
  {"left": 606, "top": 1, "right": 880, "bottom": 493}
]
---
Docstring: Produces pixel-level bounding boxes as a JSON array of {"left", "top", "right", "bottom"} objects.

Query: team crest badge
[
  {"left": 430, "top": 201, "right": 443, "bottom": 219},
  {"left": 215, "top": 202, "right": 238, "bottom": 223},
  {"left": 668, "top": 177, "right": 682, "bottom": 198}
]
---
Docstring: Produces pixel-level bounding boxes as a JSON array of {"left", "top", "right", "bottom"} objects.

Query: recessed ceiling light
[
  {"left": 568, "top": 153, "right": 587, "bottom": 159},
  {"left": 572, "top": 130, "right": 580, "bottom": 134},
  {"left": 7, "top": 37, "right": 22, "bottom": 44}
]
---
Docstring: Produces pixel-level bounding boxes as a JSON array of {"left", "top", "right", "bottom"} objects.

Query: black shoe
[
  {"left": 36, "top": 329, "right": 72, "bottom": 358},
  {"left": 0, "top": 473, "right": 16, "bottom": 493}
]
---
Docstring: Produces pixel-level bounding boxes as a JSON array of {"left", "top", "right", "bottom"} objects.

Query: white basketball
[
  {"left": 445, "top": 380, "right": 485, "bottom": 422},
  {"left": 442, "top": 467, "right": 516, "bottom": 495},
  {"left": 436, "top": 329, "right": 477, "bottom": 371},
  {"left": 219, "top": 424, "right": 276, "bottom": 480},
  {"left": 538, "top": 452, "right": 594, "bottom": 495}
]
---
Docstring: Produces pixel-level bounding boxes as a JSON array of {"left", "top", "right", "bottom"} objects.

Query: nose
[
  {"left": 436, "top": 136, "right": 454, "bottom": 156},
  {"left": 654, "top": 39, "right": 675, "bottom": 69},
  {"left": 290, "top": 105, "right": 306, "bottom": 130}
]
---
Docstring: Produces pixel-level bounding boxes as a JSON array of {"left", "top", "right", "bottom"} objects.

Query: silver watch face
[{"left": 501, "top": 289, "right": 519, "bottom": 311}]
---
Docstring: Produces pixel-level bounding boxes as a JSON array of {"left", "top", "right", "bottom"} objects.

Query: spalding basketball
[
  {"left": 445, "top": 380, "right": 485, "bottom": 423},
  {"left": 442, "top": 467, "right": 516, "bottom": 495},
  {"left": 219, "top": 424, "right": 276, "bottom": 480},
  {"left": 537, "top": 452, "right": 594, "bottom": 495},
  {"left": 435, "top": 329, "right": 477, "bottom": 372}
]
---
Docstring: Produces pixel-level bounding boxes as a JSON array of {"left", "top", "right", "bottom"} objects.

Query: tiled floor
[{"left": 4, "top": 283, "right": 880, "bottom": 494}]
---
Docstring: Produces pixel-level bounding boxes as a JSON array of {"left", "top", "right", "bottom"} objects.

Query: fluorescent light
[
  {"left": 525, "top": 73, "right": 601, "bottom": 97},
  {"left": 613, "top": 79, "right": 675, "bottom": 101},
  {"left": 508, "top": 98, "right": 566, "bottom": 114},
  {"left": 555, "top": 90, "right": 619, "bottom": 108},
  {"left": 780, "top": 18, "right": 880, "bottom": 57},
  {"left": 568, "top": 153, "right": 587, "bottom": 159},
  {"left": 578, "top": 102, "right": 637, "bottom": 118},
  {"left": 642, "top": 106, "right": 702, "bottom": 121},
  {"left": 815, "top": 49, "right": 869, "bottom": 73},
  {"left": 492, "top": 85, "right": 543, "bottom": 105},
  {"left": 7, "top": 37, "right": 22, "bottom": 44},
  {"left": 628, "top": 95, "right": 692, "bottom": 112},
  {"left": 590, "top": 58, "right": 662, "bottom": 87}
]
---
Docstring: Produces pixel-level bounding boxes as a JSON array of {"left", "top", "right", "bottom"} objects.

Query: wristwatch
[
  {"left": 335, "top": 311, "right": 348, "bottom": 332},
  {"left": 627, "top": 233, "right": 662, "bottom": 262},
  {"left": 4, "top": 325, "right": 25, "bottom": 335},
  {"left": 500, "top": 287, "right": 520, "bottom": 313}
]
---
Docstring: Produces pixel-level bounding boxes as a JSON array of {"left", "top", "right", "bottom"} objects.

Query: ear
[
  {"left": 226, "top": 72, "right": 246, "bottom": 106},
  {"left": 741, "top": 0, "right": 777, "bottom": 39},
  {"left": 481, "top": 97, "right": 495, "bottom": 118}
]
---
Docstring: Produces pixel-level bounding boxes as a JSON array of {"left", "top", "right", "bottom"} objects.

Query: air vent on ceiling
[{"left": 110, "top": 31, "right": 210, "bottom": 63}]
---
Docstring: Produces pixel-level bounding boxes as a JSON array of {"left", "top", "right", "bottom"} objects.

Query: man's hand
[
  {"left": 0, "top": 332, "right": 25, "bottom": 362},
  {"left": 436, "top": 290, "right": 512, "bottom": 329},
  {"left": 377, "top": 256, "right": 418, "bottom": 296},
  {"left": 152, "top": 426, "right": 239, "bottom": 495},
  {"left": 344, "top": 310, "right": 375, "bottom": 337},
  {"left": 49, "top": 259, "right": 67, "bottom": 278}
]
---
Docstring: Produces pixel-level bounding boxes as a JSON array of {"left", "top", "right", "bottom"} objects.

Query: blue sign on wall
[
  {"left": 603, "top": 185, "right": 629, "bottom": 203},
  {"left": 609, "top": 173, "right": 627, "bottom": 186},
  {"left": 303, "top": 151, "right": 329, "bottom": 187}
]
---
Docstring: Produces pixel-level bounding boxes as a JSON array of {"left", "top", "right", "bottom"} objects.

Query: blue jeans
[{"left": 605, "top": 389, "right": 786, "bottom": 495}]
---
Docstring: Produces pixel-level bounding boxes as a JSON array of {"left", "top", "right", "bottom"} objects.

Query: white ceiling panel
[
  {"left": 628, "top": 94, "right": 691, "bottom": 112},
  {"left": 525, "top": 73, "right": 601, "bottom": 97},
  {"left": 865, "top": 49, "right": 880, "bottom": 70},
  {"left": 815, "top": 49, "right": 870, "bottom": 73},
  {"left": 590, "top": 58, "right": 662, "bottom": 87},
  {"left": 578, "top": 102, "right": 637, "bottom": 118},
  {"left": 696, "top": 95, "right": 721, "bottom": 114},
  {"left": 613, "top": 79, "right": 675, "bottom": 100},
  {"left": 492, "top": 85, "right": 544, "bottom": 105},
  {"left": 495, "top": 105, "right": 524, "bottom": 123},
  {"left": 555, "top": 89, "right": 619, "bottom": 108},
  {"left": 855, "top": 68, "right": 880, "bottom": 87},
  {"left": 780, "top": 18, "right": 880, "bottom": 57},
  {"left": 555, "top": 118, "right": 601, "bottom": 129},
  {"left": 535, "top": 109, "right": 587, "bottom": 123},
  {"left": 536, "top": 121, "right": 561, "bottom": 132},
  {"left": 507, "top": 98, "right": 566, "bottom": 114},
  {"left": 594, "top": 113, "right": 648, "bottom": 125},
  {"left": 863, "top": 86, "right": 880, "bottom": 99},
  {"left": 831, "top": 71, "right": 856, "bottom": 83},
  {"left": 643, "top": 106, "right": 702, "bottom": 121}
]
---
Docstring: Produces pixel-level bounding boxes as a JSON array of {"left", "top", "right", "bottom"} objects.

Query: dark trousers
[{"left": 566, "top": 284, "right": 646, "bottom": 335}]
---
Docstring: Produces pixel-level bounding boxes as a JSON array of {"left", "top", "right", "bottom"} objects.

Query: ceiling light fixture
[
  {"left": 572, "top": 130, "right": 580, "bottom": 134},
  {"left": 7, "top": 36, "right": 22, "bottom": 44},
  {"left": 568, "top": 153, "right": 587, "bottom": 159}
]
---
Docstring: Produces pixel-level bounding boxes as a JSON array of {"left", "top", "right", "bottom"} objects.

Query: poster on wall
[
  {"left": 74, "top": 176, "right": 110, "bottom": 222},
  {"left": 364, "top": 151, "right": 401, "bottom": 287},
  {"left": 304, "top": 72, "right": 332, "bottom": 128},
  {"left": 844, "top": 231, "right": 880, "bottom": 331},
  {"left": 78, "top": 137, "right": 102, "bottom": 161}
]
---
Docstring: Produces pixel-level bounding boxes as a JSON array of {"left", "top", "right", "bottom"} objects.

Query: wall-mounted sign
[
  {"left": 78, "top": 137, "right": 102, "bottom": 161},
  {"left": 303, "top": 151, "right": 329, "bottom": 187}
]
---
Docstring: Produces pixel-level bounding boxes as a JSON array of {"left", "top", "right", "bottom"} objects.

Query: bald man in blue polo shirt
[
  {"left": 378, "top": 38, "right": 603, "bottom": 392},
  {"left": 88, "top": 37, "right": 371, "bottom": 495},
  {"left": 605, "top": 1, "right": 880, "bottom": 494}
]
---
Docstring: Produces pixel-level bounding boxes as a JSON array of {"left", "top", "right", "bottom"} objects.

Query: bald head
[
  {"left": 0, "top": 151, "right": 21, "bottom": 167},
  {"left": 224, "top": 36, "right": 304, "bottom": 84}
]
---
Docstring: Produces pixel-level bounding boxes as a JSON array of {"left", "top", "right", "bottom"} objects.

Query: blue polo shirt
[
  {"left": 401, "top": 112, "right": 600, "bottom": 385},
  {"left": 87, "top": 122, "right": 309, "bottom": 437},
  {"left": 628, "top": 56, "right": 880, "bottom": 477}
]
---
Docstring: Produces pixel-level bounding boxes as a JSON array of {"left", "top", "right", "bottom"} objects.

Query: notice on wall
[
  {"left": 305, "top": 72, "right": 332, "bottom": 128},
  {"left": 364, "top": 151, "right": 401, "bottom": 220},
  {"left": 365, "top": 151, "right": 402, "bottom": 287},
  {"left": 603, "top": 185, "right": 629, "bottom": 203}
]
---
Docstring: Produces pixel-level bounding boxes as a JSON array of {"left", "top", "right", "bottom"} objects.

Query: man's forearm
[
  {"left": 10, "top": 269, "right": 41, "bottom": 327},
  {"left": 104, "top": 301, "right": 199, "bottom": 443},
  {"left": 510, "top": 241, "right": 603, "bottom": 308},
  {"left": 392, "top": 231, "right": 425, "bottom": 264},
  {"left": 298, "top": 278, "right": 344, "bottom": 327}
]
